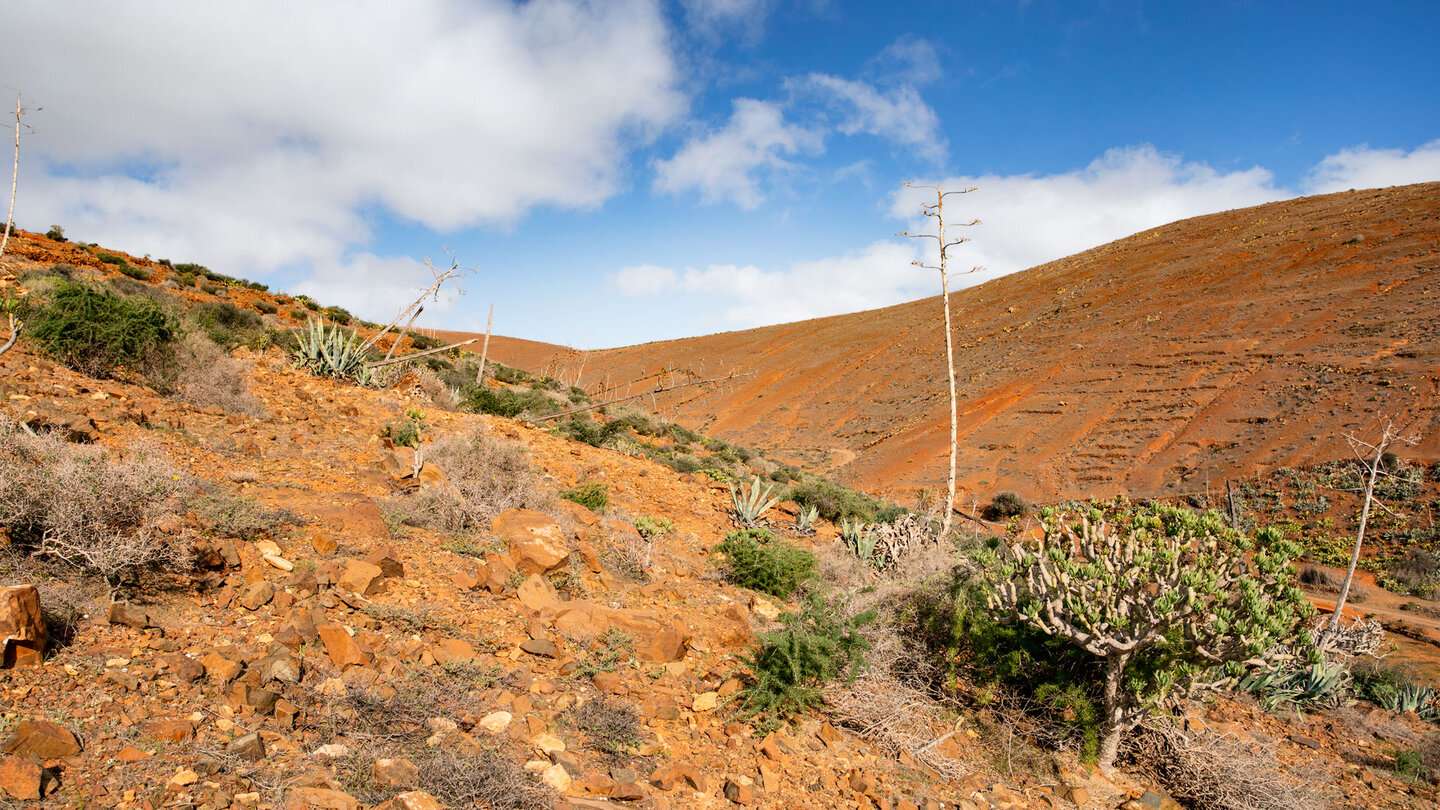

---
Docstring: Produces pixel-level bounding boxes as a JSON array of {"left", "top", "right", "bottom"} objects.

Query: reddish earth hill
[{"left": 440, "top": 183, "right": 1440, "bottom": 503}]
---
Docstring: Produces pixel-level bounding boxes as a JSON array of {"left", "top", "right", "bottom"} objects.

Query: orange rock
[
  {"left": 493, "top": 509, "right": 571, "bottom": 574},
  {"left": 338, "top": 560, "right": 385, "bottom": 595},
  {"left": 3, "top": 720, "right": 82, "bottom": 758},
  {"left": 0, "top": 586, "right": 46, "bottom": 668},
  {"left": 318, "top": 624, "right": 373, "bottom": 669},
  {"left": 0, "top": 755, "right": 55, "bottom": 800}
]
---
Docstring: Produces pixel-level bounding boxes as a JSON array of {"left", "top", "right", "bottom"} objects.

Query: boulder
[
  {"left": 338, "top": 560, "right": 385, "bottom": 595},
  {"left": 493, "top": 509, "right": 571, "bottom": 574},
  {"left": 3, "top": 721, "right": 82, "bottom": 758},
  {"left": 318, "top": 624, "right": 373, "bottom": 669},
  {"left": 0, "top": 755, "right": 57, "bottom": 800},
  {"left": 0, "top": 586, "right": 46, "bottom": 668},
  {"left": 517, "top": 574, "right": 560, "bottom": 611}
]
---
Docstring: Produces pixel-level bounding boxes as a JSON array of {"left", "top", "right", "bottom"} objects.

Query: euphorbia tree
[{"left": 987, "top": 504, "right": 1314, "bottom": 772}]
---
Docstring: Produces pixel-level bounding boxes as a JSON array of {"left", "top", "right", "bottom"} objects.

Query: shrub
[
  {"left": 95, "top": 252, "right": 125, "bottom": 265},
  {"left": 44, "top": 225, "right": 66, "bottom": 242},
  {"left": 712, "top": 528, "right": 816, "bottom": 599},
  {"left": 200, "top": 284, "right": 223, "bottom": 295},
  {"left": 402, "top": 429, "right": 547, "bottom": 531},
  {"left": 560, "top": 482, "right": 608, "bottom": 512},
  {"left": 192, "top": 301, "right": 265, "bottom": 347},
  {"left": 117, "top": 263, "right": 151, "bottom": 281},
  {"left": 289, "top": 308, "right": 306, "bottom": 320},
  {"left": 324, "top": 305, "right": 353, "bottom": 325},
  {"left": 0, "top": 419, "right": 189, "bottom": 589},
  {"left": 254, "top": 301, "right": 278, "bottom": 315},
  {"left": 29, "top": 281, "right": 178, "bottom": 382},
  {"left": 574, "top": 697, "right": 642, "bottom": 760},
  {"left": 382, "top": 420, "right": 422, "bottom": 449},
  {"left": 988, "top": 504, "right": 1313, "bottom": 771},
  {"left": 189, "top": 492, "right": 298, "bottom": 541},
  {"left": 559, "top": 413, "right": 604, "bottom": 446},
  {"left": 786, "top": 476, "right": 895, "bottom": 524},
  {"left": 1382, "top": 549, "right": 1440, "bottom": 599},
  {"left": 735, "top": 592, "right": 874, "bottom": 727},
  {"left": 982, "top": 492, "right": 1029, "bottom": 521},
  {"left": 730, "top": 475, "right": 780, "bottom": 527},
  {"left": 461, "top": 384, "right": 560, "bottom": 419}
]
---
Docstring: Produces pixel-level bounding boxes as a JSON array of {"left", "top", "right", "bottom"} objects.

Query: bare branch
[{"left": 365, "top": 338, "right": 477, "bottom": 370}]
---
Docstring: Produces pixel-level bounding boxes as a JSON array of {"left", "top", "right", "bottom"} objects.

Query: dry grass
[
  {"left": 399, "top": 428, "right": 548, "bottom": 532},
  {"left": 170, "top": 332, "right": 265, "bottom": 417},
  {"left": 1126, "top": 716, "right": 1329, "bottom": 810},
  {"left": 574, "top": 697, "right": 643, "bottom": 761},
  {"left": 823, "top": 674, "right": 972, "bottom": 782},
  {"left": 0, "top": 417, "right": 191, "bottom": 588}
]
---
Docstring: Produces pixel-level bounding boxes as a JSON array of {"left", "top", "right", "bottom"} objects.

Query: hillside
[{"left": 451, "top": 183, "right": 1440, "bottom": 504}]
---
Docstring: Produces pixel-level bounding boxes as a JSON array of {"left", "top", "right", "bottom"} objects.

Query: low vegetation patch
[
  {"left": 559, "top": 482, "right": 608, "bottom": 512},
  {"left": 712, "top": 528, "right": 816, "bottom": 599},
  {"left": 28, "top": 280, "right": 178, "bottom": 384},
  {"left": 400, "top": 429, "right": 547, "bottom": 531}
]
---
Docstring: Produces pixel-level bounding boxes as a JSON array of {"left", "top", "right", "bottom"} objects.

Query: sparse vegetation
[
  {"left": 734, "top": 592, "right": 874, "bottom": 728},
  {"left": 400, "top": 429, "right": 547, "bottom": 531},
  {"left": 559, "top": 481, "right": 608, "bottom": 512},
  {"left": 28, "top": 280, "right": 178, "bottom": 384}
]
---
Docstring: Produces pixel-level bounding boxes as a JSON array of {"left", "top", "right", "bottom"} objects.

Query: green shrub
[
  {"left": 254, "top": 301, "right": 278, "bottom": 315},
  {"left": 192, "top": 301, "right": 264, "bottom": 347},
  {"left": 189, "top": 492, "right": 299, "bottom": 542},
  {"left": 785, "top": 476, "right": 895, "bottom": 524},
  {"left": 172, "top": 262, "right": 208, "bottom": 275},
  {"left": 559, "top": 414, "right": 604, "bottom": 446},
  {"left": 324, "top": 305, "right": 353, "bottom": 325},
  {"left": 95, "top": 252, "right": 125, "bottom": 265},
  {"left": 296, "top": 295, "right": 320, "bottom": 311},
  {"left": 382, "top": 421, "right": 422, "bottom": 449},
  {"left": 44, "top": 226, "right": 66, "bottom": 242},
  {"left": 117, "top": 263, "right": 151, "bottom": 281},
  {"left": 289, "top": 308, "right": 306, "bottom": 320},
  {"left": 460, "top": 384, "right": 560, "bottom": 419},
  {"left": 292, "top": 318, "right": 373, "bottom": 385},
  {"left": 29, "top": 281, "right": 177, "bottom": 382},
  {"left": 734, "top": 593, "right": 874, "bottom": 727},
  {"left": 407, "top": 332, "right": 444, "bottom": 351},
  {"left": 200, "top": 284, "right": 223, "bottom": 295},
  {"left": 176, "top": 272, "right": 196, "bottom": 287},
  {"left": 712, "top": 528, "right": 816, "bottom": 599},
  {"left": 560, "top": 482, "right": 608, "bottom": 512},
  {"left": 634, "top": 515, "right": 672, "bottom": 538}
]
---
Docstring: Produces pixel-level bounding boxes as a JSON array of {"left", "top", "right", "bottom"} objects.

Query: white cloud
[
  {"left": 889, "top": 145, "right": 1287, "bottom": 284},
  {"left": 291, "top": 254, "right": 457, "bottom": 324},
  {"left": 653, "top": 98, "right": 823, "bottom": 208},
  {"left": 867, "top": 37, "right": 943, "bottom": 86},
  {"left": 611, "top": 240, "right": 926, "bottom": 327},
  {"left": 611, "top": 263, "right": 677, "bottom": 295},
  {"left": 6, "top": 0, "right": 682, "bottom": 307},
  {"left": 680, "top": 0, "right": 774, "bottom": 42},
  {"left": 791, "top": 73, "right": 947, "bottom": 162},
  {"left": 1303, "top": 139, "right": 1440, "bottom": 194}
]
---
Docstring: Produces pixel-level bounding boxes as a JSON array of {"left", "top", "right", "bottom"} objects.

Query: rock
[
  {"left": 517, "top": 574, "right": 560, "bottom": 611},
  {"left": 749, "top": 595, "right": 781, "bottom": 621},
  {"left": 493, "top": 509, "right": 571, "bottom": 574},
  {"left": 520, "top": 638, "right": 558, "bottom": 658},
  {"left": 1123, "top": 789, "right": 1183, "bottom": 810},
  {"left": 0, "top": 586, "right": 46, "bottom": 668},
  {"left": 0, "top": 755, "right": 57, "bottom": 800},
  {"left": 170, "top": 769, "right": 200, "bottom": 787},
  {"left": 551, "top": 602, "right": 690, "bottom": 663},
  {"left": 542, "top": 763, "right": 573, "bottom": 792},
  {"left": 201, "top": 651, "right": 244, "bottom": 683},
  {"left": 339, "top": 560, "right": 386, "bottom": 595},
  {"left": 431, "top": 638, "right": 477, "bottom": 665},
  {"left": 156, "top": 653, "right": 205, "bottom": 683},
  {"left": 3, "top": 720, "right": 82, "bottom": 758},
  {"left": 318, "top": 624, "right": 373, "bottom": 669},
  {"left": 724, "top": 778, "right": 756, "bottom": 804},
  {"left": 312, "top": 534, "right": 339, "bottom": 554},
  {"left": 649, "top": 762, "right": 708, "bottom": 793},
  {"left": 533, "top": 733, "right": 566, "bottom": 755},
  {"left": 592, "top": 671, "right": 626, "bottom": 694},
  {"left": 141, "top": 719, "right": 193, "bottom": 743},
  {"left": 478, "top": 711, "right": 513, "bottom": 734},
  {"left": 372, "top": 757, "right": 419, "bottom": 788},
  {"left": 314, "top": 744, "right": 350, "bottom": 758},
  {"left": 364, "top": 547, "right": 405, "bottom": 579},
  {"left": 1058, "top": 783, "right": 1089, "bottom": 805},
  {"left": 283, "top": 787, "right": 362, "bottom": 810},
  {"left": 692, "top": 692, "right": 719, "bottom": 712},
  {"left": 264, "top": 553, "right": 296, "bottom": 572},
  {"left": 227, "top": 732, "right": 266, "bottom": 762},
  {"left": 108, "top": 601, "right": 151, "bottom": 629},
  {"left": 383, "top": 791, "right": 445, "bottom": 810},
  {"left": 239, "top": 580, "right": 276, "bottom": 610},
  {"left": 255, "top": 649, "right": 304, "bottom": 685},
  {"left": 610, "top": 780, "right": 647, "bottom": 801}
]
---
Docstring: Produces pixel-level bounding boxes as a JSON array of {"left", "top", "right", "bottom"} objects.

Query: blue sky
[{"left": 4, "top": 1, "right": 1438, "bottom": 348}]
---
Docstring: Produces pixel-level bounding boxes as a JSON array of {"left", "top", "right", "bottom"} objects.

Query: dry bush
[
  {"left": 823, "top": 674, "right": 971, "bottom": 781},
  {"left": 170, "top": 332, "right": 265, "bottom": 417},
  {"left": 417, "top": 751, "right": 550, "bottom": 810},
  {"left": 0, "top": 418, "right": 190, "bottom": 588},
  {"left": 1126, "top": 716, "right": 1329, "bottom": 810},
  {"left": 574, "top": 697, "right": 643, "bottom": 761},
  {"left": 601, "top": 529, "right": 654, "bottom": 584},
  {"left": 375, "top": 362, "right": 460, "bottom": 411},
  {"left": 401, "top": 429, "right": 548, "bottom": 531}
]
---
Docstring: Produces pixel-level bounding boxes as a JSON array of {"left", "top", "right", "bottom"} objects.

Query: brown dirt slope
[{"left": 452, "top": 183, "right": 1440, "bottom": 502}]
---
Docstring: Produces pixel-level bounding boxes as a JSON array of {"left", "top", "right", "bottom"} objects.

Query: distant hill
[{"left": 433, "top": 183, "right": 1440, "bottom": 502}]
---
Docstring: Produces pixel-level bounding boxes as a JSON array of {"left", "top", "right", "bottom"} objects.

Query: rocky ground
[{"left": 1, "top": 243, "right": 1439, "bottom": 809}]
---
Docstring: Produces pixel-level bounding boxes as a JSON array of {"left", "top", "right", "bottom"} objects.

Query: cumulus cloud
[
  {"left": 1303, "top": 139, "right": 1440, "bottom": 194},
  {"left": 890, "top": 144, "right": 1287, "bottom": 284},
  {"left": 6, "top": 0, "right": 681, "bottom": 308},
  {"left": 610, "top": 240, "right": 926, "bottom": 327},
  {"left": 653, "top": 98, "right": 824, "bottom": 208},
  {"left": 790, "top": 73, "right": 947, "bottom": 162}
]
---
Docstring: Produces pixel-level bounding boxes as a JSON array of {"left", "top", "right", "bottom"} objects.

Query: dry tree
[{"left": 899, "top": 183, "right": 979, "bottom": 541}]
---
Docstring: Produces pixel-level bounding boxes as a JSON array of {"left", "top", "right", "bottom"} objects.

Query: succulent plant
[
  {"left": 730, "top": 475, "right": 779, "bottom": 528},
  {"left": 293, "top": 317, "right": 373, "bottom": 385}
]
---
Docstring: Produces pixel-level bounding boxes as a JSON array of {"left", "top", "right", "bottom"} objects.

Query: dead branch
[
  {"left": 0, "top": 312, "right": 20, "bottom": 357},
  {"left": 360, "top": 251, "right": 473, "bottom": 355},
  {"left": 365, "top": 338, "right": 478, "bottom": 370},
  {"left": 476, "top": 303, "right": 493, "bottom": 383}
]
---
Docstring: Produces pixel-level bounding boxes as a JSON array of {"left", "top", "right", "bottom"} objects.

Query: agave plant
[
  {"left": 1379, "top": 682, "right": 1439, "bottom": 720},
  {"left": 794, "top": 504, "right": 819, "bottom": 535},
  {"left": 730, "top": 475, "right": 780, "bottom": 528},
  {"left": 293, "top": 317, "right": 373, "bottom": 385},
  {"left": 1242, "top": 659, "right": 1352, "bottom": 711},
  {"left": 840, "top": 518, "right": 878, "bottom": 566}
]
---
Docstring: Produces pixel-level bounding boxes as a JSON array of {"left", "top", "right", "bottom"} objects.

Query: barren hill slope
[{"left": 457, "top": 183, "right": 1440, "bottom": 502}]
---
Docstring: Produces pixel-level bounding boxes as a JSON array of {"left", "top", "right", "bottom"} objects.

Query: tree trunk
[
  {"left": 1329, "top": 443, "right": 1384, "bottom": 634},
  {"left": 1097, "top": 652, "right": 1131, "bottom": 774}
]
